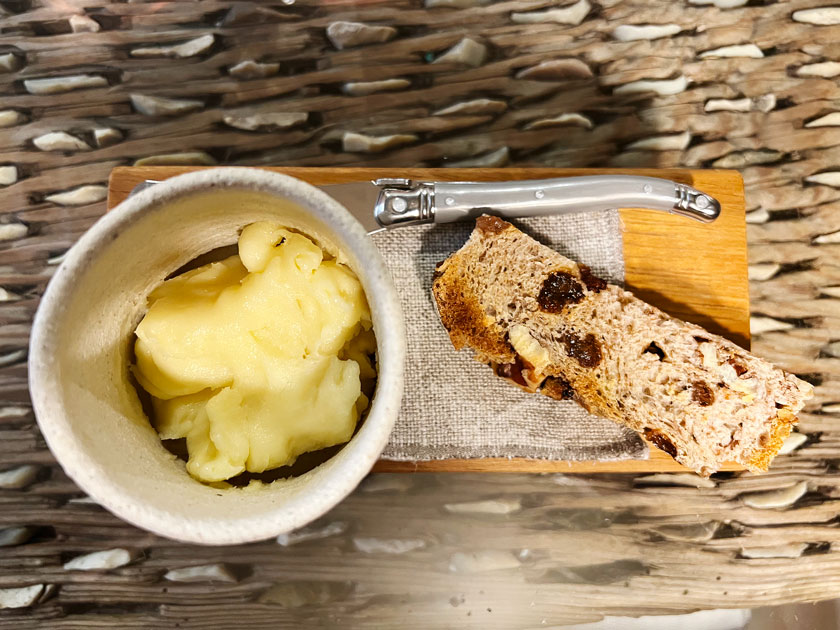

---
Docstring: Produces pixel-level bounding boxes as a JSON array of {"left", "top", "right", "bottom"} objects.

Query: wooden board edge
[{"left": 373, "top": 448, "right": 743, "bottom": 473}]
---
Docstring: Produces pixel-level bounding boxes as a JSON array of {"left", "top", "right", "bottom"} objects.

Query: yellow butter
[{"left": 133, "top": 222, "right": 375, "bottom": 483}]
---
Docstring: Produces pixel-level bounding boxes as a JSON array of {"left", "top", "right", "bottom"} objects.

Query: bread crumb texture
[{"left": 432, "top": 216, "right": 813, "bottom": 476}]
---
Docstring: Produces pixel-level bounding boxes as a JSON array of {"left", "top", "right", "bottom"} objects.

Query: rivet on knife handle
[{"left": 373, "top": 175, "right": 722, "bottom": 229}]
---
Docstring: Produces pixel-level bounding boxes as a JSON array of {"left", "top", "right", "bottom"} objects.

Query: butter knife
[
  {"left": 323, "top": 175, "right": 720, "bottom": 234},
  {"left": 132, "top": 175, "right": 721, "bottom": 235}
]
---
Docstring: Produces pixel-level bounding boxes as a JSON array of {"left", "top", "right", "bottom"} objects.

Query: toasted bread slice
[{"left": 432, "top": 216, "right": 812, "bottom": 475}]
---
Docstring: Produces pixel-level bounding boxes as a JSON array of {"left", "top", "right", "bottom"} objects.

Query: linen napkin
[{"left": 371, "top": 212, "right": 648, "bottom": 462}]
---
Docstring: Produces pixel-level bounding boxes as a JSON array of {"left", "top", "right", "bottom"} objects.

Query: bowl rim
[{"left": 28, "top": 166, "right": 406, "bottom": 544}]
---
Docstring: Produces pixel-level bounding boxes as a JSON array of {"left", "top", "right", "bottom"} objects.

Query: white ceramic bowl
[{"left": 29, "top": 167, "right": 405, "bottom": 545}]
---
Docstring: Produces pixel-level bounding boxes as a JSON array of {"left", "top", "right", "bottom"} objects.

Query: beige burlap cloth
[{"left": 371, "top": 213, "right": 648, "bottom": 462}]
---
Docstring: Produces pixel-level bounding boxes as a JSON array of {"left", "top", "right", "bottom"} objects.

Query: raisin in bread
[{"left": 432, "top": 215, "right": 812, "bottom": 475}]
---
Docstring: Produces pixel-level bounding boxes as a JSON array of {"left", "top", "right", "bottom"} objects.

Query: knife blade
[
  {"left": 319, "top": 181, "right": 385, "bottom": 234},
  {"left": 127, "top": 179, "right": 386, "bottom": 235}
]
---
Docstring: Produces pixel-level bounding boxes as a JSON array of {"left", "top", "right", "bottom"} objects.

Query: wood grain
[
  {"left": 109, "top": 166, "right": 749, "bottom": 473},
  {"left": 373, "top": 448, "right": 744, "bottom": 473}
]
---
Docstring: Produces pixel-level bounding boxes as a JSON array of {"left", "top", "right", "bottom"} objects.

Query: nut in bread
[{"left": 432, "top": 216, "right": 813, "bottom": 476}]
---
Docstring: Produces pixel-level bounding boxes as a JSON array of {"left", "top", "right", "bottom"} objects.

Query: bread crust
[
  {"left": 745, "top": 409, "right": 795, "bottom": 472},
  {"left": 433, "top": 216, "right": 813, "bottom": 475}
]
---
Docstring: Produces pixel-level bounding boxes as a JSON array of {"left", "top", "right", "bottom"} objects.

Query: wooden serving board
[{"left": 109, "top": 167, "right": 748, "bottom": 474}]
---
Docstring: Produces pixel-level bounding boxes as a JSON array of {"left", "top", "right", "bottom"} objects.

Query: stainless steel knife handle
[{"left": 373, "top": 175, "right": 721, "bottom": 228}]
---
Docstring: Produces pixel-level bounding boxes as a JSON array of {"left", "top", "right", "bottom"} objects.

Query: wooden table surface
[{"left": 1, "top": 0, "right": 838, "bottom": 627}]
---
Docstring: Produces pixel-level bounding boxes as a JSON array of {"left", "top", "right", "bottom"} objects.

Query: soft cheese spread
[{"left": 133, "top": 222, "right": 375, "bottom": 483}]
